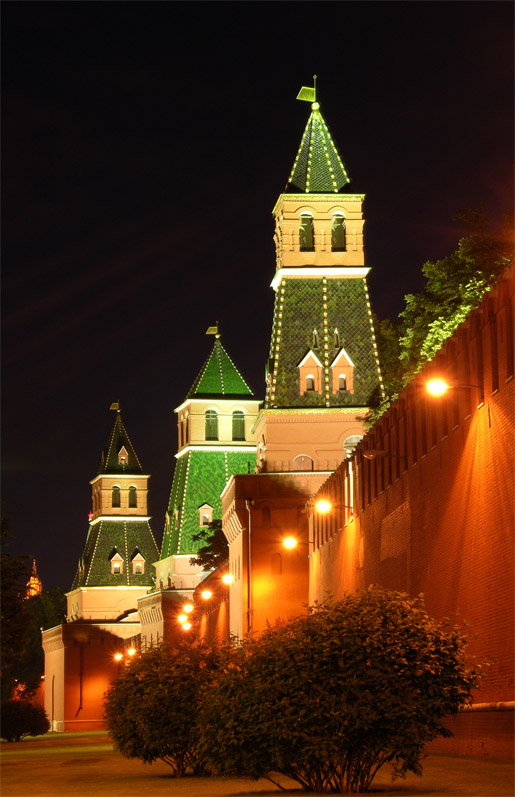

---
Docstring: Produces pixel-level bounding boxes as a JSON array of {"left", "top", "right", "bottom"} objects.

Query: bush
[
  {"left": 104, "top": 640, "right": 235, "bottom": 776},
  {"left": 1, "top": 699, "right": 50, "bottom": 742},
  {"left": 198, "top": 589, "right": 482, "bottom": 794}
]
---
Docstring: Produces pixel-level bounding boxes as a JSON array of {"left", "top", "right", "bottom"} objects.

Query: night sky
[{"left": 2, "top": 1, "right": 513, "bottom": 589}]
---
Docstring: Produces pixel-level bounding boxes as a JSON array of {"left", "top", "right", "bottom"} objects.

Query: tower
[
  {"left": 67, "top": 406, "right": 159, "bottom": 621},
  {"left": 155, "top": 328, "right": 261, "bottom": 591},
  {"left": 255, "top": 88, "right": 383, "bottom": 474},
  {"left": 25, "top": 559, "right": 42, "bottom": 598},
  {"left": 220, "top": 87, "right": 383, "bottom": 640}
]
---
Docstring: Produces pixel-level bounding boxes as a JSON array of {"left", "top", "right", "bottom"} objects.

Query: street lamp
[
  {"left": 201, "top": 589, "right": 213, "bottom": 599},
  {"left": 426, "top": 378, "right": 483, "bottom": 399},
  {"left": 221, "top": 573, "right": 233, "bottom": 584}
]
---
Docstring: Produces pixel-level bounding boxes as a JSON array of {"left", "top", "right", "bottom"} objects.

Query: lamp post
[{"left": 426, "top": 378, "right": 483, "bottom": 401}]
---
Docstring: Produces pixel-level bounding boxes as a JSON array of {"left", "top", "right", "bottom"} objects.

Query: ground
[{"left": 0, "top": 732, "right": 513, "bottom": 796}]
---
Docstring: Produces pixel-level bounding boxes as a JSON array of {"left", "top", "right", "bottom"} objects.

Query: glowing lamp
[
  {"left": 182, "top": 603, "right": 194, "bottom": 614},
  {"left": 222, "top": 573, "right": 233, "bottom": 585},
  {"left": 177, "top": 613, "right": 188, "bottom": 624},
  {"left": 181, "top": 622, "right": 192, "bottom": 631},
  {"left": 127, "top": 648, "right": 136, "bottom": 657},
  {"left": 426, "top": 378, "right": 449, "bottom": 396},
  {"left": 201, "top": 589, "right": 213, "bottom": 599},
  {"left": 114, "top": 652, "right": 123, "bottom": 662},
  {"left": 315, "top": 499, "right": 332, "bottom": 514},
  {"left": 282, "top": 536, "right": 298, "bottom": 549}
]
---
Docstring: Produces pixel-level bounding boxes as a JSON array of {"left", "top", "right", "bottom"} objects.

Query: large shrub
[
  {"left": 104, "top": 640, "right": 234, "bottom": 776},
  {"left": 1, "top": 699, "right": 50, "bottom": 742},
  {"left": 199, "top": 589, "right": 482, "bottom": 794}
]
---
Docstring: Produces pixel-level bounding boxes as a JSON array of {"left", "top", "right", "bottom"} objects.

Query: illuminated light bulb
[
  {"left": 282, "top": 536, "right": 297, "bottom": 549},
  {"left": 222, "top": 573, "right": 233, "bottom": 585},
  {"left": 183, "top": 603, "right": 194, "bottom": 613},
  {"left": 426, "top": 378, "right": 450, "bottom": 396},
  {"left": 127, "top": 648, "right": 136, "bottom": 657},
  {"left": 201, "top": 589, "right": 213, "bottom": 600},
  {"left": 316, "top": 499, "right": 332, "bottom": 514},
  {"left": 178, "top": 613, "right": 188, "bottom": 623},
  {"left": 181, "top": 622, "right": 192, "bottom": 631},
  {"left": 114, "top": 652, "right": 123, "bottom": 662}
]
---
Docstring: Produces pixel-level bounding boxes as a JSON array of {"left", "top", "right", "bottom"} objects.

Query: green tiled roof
[
  {"left": 287, "top": 103, "right": 350, "bottom": 193},
  {"left": 161, "top": 450, "right": 255, "bottom": 556},
  {"left": 187, "top": 339, "right": 255, "bottom": 399},
  {"left": 97, "top": 412, "right": 144, "bottom": 475},
  {"left": 71, "top": 519, "right": 159, "bottom": 590},
  {"left": 266, "top": 277, "right": 382, "bottom": 409}
]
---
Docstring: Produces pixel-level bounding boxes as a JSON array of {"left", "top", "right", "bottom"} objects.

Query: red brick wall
[{"left": 309, "top": 269, "right": 514, "bottom": 757}]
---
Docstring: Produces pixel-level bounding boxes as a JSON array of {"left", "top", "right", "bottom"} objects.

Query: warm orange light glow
[
  {"left": 127, "top": 648, "right": 136, "bottom": 657},
  {"left": 181, "top": 622, "right": 192, "bottom": 631},
  {"left": 177, "top": 613, "right": 188, "bottom": 623},
  {"left": 114, "top": 652, "right": 123, "bottom": 662},
  {"left": 426, "top": 378, "right": 450, "bottom": 396},
  {"left": 182, "top": 603, "right": 194, "bottom": 613},
  {"left": 315, "top": 499, "right": 332, "bottom": 514},
  {"left": 222, "top": 573, "right": 233, "bottom": 584},
  {"left": 201, "top": 589, "right": 213, "bottom": 599},
  {"left": 282, "top": 536, "right": 297, "bottom": 549}
]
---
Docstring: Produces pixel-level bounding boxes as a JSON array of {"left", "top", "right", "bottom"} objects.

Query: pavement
[{"left": 0, "top": 731, "right": 513, "bottom": 797}]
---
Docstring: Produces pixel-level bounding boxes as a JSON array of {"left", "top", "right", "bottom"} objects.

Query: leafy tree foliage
[
  {"left": 0, "top": 700, "right": 50, "bottom": 742},
  {"left": 198, "top": 589, "right": 481, "bottom": 794},
  {"left": 373, "top": 219, "right": 512, "bottom": 423},
  {"left": 189, "top": 519, "right": 228, "bottom": 570},
  {"left": 17, "top": 588, "right": 67, "bottom": 696},
  {"left": 104, "top": 640, "right": 236, "bottom": 776},
  {"left": 1, "top": 517, "right": 30, "bottom": 702}
]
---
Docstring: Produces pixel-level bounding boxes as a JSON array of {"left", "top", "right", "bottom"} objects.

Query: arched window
[
  {"left": 129, "top": 486, "right": 137, "bottom": 508},
  {"left": 205, "top": 410, "right": 218, "bottom": 441},
  {"left": 232, "top": 410, "right": 245, "bottom": 441},
  {"left": 299, "top": 214, "right": 314, "bottom": 251},
  {"left": 293, "top": 454, "right": 314, "bottom": 471},
  {"left": 331, "top": 214, "right": 346, "bottom": 251},
  {"left": 306, "top": 375, "right": 315, "bottom": 391},
  {"left": 344, "top": 435, "right": 363, "bottom": 458},
  {"left": 339, "top": 374, "right": 347, "bottom": 391},
  {"left": 112, "top": 486, "right": 121, "bottom": 508}
]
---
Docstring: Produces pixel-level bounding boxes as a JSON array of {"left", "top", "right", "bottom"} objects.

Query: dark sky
[{"left": 2, "top": 1, "right": 513, "bottom": 590}]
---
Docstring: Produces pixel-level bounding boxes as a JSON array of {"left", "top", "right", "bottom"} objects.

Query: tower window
[
  {"left": 331, "top": 214, "right": 346, "bottom": 251},
  {"left": 306, "top": 375, "right": 315, "bottom": 391},
  {"left": 110, "top": 552, "right": 124, "bottom": 574},
  {"left": 205, "top": 410, "right": 218, "bottom": 440},
  {"left": 112, "top": 486, "right": 121, "bottom": 508},
  {"left": 232, "top": 410, "right": 245, "bottom": 441},
  {"left": 129, "top": 486, "right": 137, "bottom": 508},
  {"left": 198, "top": 503, "right": 213, "bottom": 527},
  {"left": 339, "top": 374, "right": 347, "bottom": 391},
  {"left": 299, "top": 214, "right": 314, "bottom": 251}
]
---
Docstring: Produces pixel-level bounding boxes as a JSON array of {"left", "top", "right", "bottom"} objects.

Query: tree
[
  {"left": 0, "top": 700, "right": 50, "bottom": 742},
  {"left": 189, "top": 519, "right": 228, "bottom": 570},
  {"left": 104, "top": 640, "right": 235, "bottom": 776},
  {"left": 198, "top": 589, "right": 482, "bottom": 794},
  {"left": 0, "top": 517, "right": 30, "bottom": 702},
  {"left": 16, "top": 587, "right": 67, "bottom": 696},
  {"left": 371, "top": 222, "right": 512, "bottom": 424}
]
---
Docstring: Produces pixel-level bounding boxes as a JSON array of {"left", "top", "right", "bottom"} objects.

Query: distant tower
[
  {"left": 156, "top": 328, "right": 261, "bottom": 591},
  {"left": 255, "top": 84, "right": 383, "bottom": 473},
  {"left": 26, "top": 559, "right": 42, "bottom": 598},
  {"left": 67, "top": 405, "right": 159, "bottom": 621}
]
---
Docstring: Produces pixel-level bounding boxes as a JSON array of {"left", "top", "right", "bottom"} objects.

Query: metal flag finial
[
  {"left": 296, "top": 75, "right": 317, "bottom": 104},
  {"left": 109, "top": 401, "right": 120, "bottom": 413},
  {"left": 206, "top": 323, "right": 220, "bottom": 339}
]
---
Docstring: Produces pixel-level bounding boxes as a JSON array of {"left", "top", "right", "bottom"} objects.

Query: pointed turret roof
[
  {"left": 287, "top": 101, "right": 350, "bottom": 194},
  {"left": 187, "top": 337, "right": 255, "bottom": 399},
  {"left": 97, "top": 410, "right": 144, "bottom": 475}
]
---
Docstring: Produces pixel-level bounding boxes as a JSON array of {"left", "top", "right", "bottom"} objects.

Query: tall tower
[
  {"left": 67, "top": 406, "right": 159, "bottom": 621},
  {"left": 156, "top": 328, "right": 261, "bottom": 591},
  {"left": 255, "top": 88, "right": 383, "bottom": 474}
]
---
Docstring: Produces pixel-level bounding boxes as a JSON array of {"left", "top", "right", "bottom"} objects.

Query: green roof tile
[
  {"left": 187, "top": 338, "right": 255, "bottom": 399},
  {"left": 71, "top": 519, "right": 159, "bottom": 590},
  {"left": 287, "top": 103, "right": 350, "bottom": 194}
]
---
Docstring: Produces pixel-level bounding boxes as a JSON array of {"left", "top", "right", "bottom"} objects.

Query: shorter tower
[
  {"left": 67, "top": 406, "right": 159, "bottom": 621},
  {"left": 156, "top": 328, "right": 261, "bottom": 591},
  {"left": 25, "top": 559, "right": 42, "bottom": 598}
]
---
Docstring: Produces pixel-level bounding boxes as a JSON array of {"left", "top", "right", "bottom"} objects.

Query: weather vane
[
  {"left": 206, "top": 323, "right": 221, "bottom": 339},
  {"left": 296, "top": 74, "right": 317, "bottom": 104}
]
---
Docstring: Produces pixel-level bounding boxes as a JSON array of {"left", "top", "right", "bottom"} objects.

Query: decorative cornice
[
  {"left": 176, "top": 444, "right": 257, "bottom": 460},
  {"left": 90, "top": 474, "right": 150, "bottom": 485},
  {"left": 88, "top": 515, "right": 151, "bottom": 525},
  {"left": 271, "top": 267, "right": 370, "bottom": 290}
]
